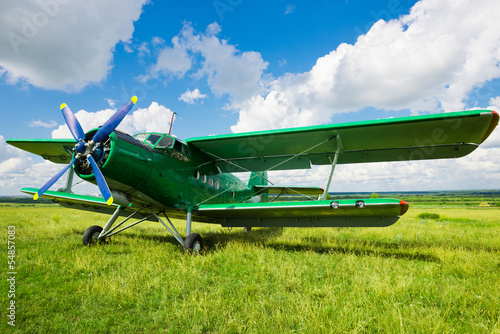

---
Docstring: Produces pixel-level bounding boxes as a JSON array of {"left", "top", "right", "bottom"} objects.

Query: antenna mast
[{"left": 168, "top": 112, "right": 177, "bottom": 135}]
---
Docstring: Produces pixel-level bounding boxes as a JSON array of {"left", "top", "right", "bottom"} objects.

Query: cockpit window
[
  {"left": 145, "top": 134, "right": 162, "bottom": 146},
  {"left": 135, "top": 133, "right": 191, "bottom": 162},
  {"left": 156, "top": 135, "right": 174, "bottom": 149},
  {"left": 165, "top": 139, "right": 191, "bottom": 162},
  {"left": 173, "top": 140, "right": 183, "bottom": 152}
]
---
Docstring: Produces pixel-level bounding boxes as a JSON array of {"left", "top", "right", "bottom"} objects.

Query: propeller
[{"left": 34, "top": 96, "right": 138, "bottom": 205}]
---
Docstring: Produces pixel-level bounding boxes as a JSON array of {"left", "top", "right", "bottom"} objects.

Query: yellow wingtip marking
[
  {"left": 131, "top": 96, "right": 138, "bottom": 104},
  {"left": 106, "top": 197, "right": 114, "bottom": 206},
  {"left": 33, "top": 193, "right": 39, "bottom": 200},
  {"left": 60, "top": 103, "right": 67, "bottom": 110}
]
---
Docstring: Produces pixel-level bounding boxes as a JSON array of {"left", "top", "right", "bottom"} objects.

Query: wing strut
[
  {"left": 319, "top": 134, "right": 342, "bottom": 200},
  {"left": 57, "top": 167, "right": 75, "bottom": 194}
]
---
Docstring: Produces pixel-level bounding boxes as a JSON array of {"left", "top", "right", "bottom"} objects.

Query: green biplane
[{"left": 6, "top": 97, "right": 499, "bottom": 252}]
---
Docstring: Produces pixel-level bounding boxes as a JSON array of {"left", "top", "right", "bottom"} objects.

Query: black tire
[
  {"left": 183, "top": 233, "right": 203, "bottom": 253},
  {"left": 83, "top": 225, "right": 103, "bottom": 246},
  {"left": 243, "top": 227, "right": 252, "bottom": 232}
]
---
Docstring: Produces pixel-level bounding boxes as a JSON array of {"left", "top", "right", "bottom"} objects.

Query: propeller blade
[
  {"left": 87, "top": 155, "right": 113, "bottom": 205},
  {"left": 92, "top": 96, "right": 137, "bottom": 143},
  {"left": 34, "top": 158, "right": 76, "bottom": 200},
  {"left": 60, "top": 103, "right": 85, "bottom": 141}
]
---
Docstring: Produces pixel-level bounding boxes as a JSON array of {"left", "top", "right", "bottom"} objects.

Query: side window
[
  {"left": 173, "top": 140, "right": 182, "bottom": 152},
  {"left": 161, "top": 138, "right": 191, "bottom": 162}
]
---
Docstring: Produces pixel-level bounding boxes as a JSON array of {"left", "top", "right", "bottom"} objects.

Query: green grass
[{"left": 1, "top": 203, "right": 500, "bottom": 333}]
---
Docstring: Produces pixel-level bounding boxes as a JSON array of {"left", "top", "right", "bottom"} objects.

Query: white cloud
[
  {"left": 120, "top": 102, "right": 175, "bottom": 134},
  {"left": 106, "top": 98, "right": 117, "bottom": 108},
  {"left": 284, "top": 4, "right": 295, "bottom": 15},
  {"left": 179, "top": 88, "right": 207, "bottom": 104},
  {"left": 51, "top": 101, "right": 174, "bottom": 138},
  {"left": 0, "top": 0, "right": 148, "bottom": 92},
  {"left": 0, "top": 135, "right": 31, "bottom": 195},
  {"left": 29, "top": 119, "right": 58, "bottom": 128},
  {"left": 230, "top": 0, "right": 500, "bottom": 132},
  {"left": 153, "top": 40, "right": 192, "bottom": 78},
  {"left": 123, "top": 41, "right": 134, "bottom": 53},
  {"left": 151, "top": 36, "right": 164, "bottom": 47},
  {"left": 0, "top": 157, "right": 31, "bottom": 174},
  {"left": 148, "top": 22, "right": 269, "bottom": 100}
]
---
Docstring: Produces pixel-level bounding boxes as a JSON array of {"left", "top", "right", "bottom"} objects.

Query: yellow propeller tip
[
  {"left": 60, "top": 103, "right": 67, "bottom": 110},
  {"left": 33, "top": 193, "right": 39, "bottom": 200},
  {"left": 106, "top": 197, "right": 114, "bottom": 206},
  {"left": 131, "top": 96, "right": 138, "bottom": 104}
]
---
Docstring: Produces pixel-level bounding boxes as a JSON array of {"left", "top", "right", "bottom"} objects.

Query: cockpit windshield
[
  {"left": 156, "top": 136, "right": 174, "bottom": 149},
  {"left": 144, "top": 134, "right": 161, "bottom": 146},
  {"left": 133, "top": 133, "right": 191, "bottom": 162}
]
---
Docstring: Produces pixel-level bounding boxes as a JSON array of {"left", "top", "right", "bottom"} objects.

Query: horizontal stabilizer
[{"left": 253, "top": 185, "right": 324, "bottom": 196}]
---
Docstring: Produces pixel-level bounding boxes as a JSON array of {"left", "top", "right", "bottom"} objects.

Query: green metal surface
[
  {"left": 197, "top": 199, "right": 406, "bottom": 227},
  {"left": 5, "top": 138, "right": 76, "bottom": 164}
]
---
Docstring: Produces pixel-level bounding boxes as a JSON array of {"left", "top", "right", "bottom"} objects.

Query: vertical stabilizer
[{"left": 247, "top": 171, "right": 269, "bottom": 202}]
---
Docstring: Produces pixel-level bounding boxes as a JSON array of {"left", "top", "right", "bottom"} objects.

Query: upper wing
[
  {"left": 6, "top": 138, "right": 76, "bottom": 164},
  {"left": 187, "top": 110, "right": 499, "bottom": 172},
  {"left": 195, "top": 198, "right": 409, "bottom": 228}
]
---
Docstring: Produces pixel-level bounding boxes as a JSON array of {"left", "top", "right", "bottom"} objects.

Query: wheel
[
  {"left": 243, "top": 227, "right": 252, "bottom": 232},
  {"left": 82, "top": 225, "right": 103, "bottom": 246},
  {"left": 183, "top": 233, "right": 203, "bottom": 253}
]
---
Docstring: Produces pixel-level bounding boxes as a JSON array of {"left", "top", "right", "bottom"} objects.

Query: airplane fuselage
[{"left": 75, "top": 130, "right": 255, "bottom": 211}]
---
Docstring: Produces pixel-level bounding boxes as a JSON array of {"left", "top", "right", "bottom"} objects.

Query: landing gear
[
  {"left": 81, "top": 206, "right": 204, "bottom": 252},
  {"left": 82, "top": 225, "right": 104, "bottom": 245},
  {"left": 184, "top": 233, "right": 203, "bottom": 253}
]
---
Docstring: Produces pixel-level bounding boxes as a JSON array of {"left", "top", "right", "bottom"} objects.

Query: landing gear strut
[{"left": 81, "top": 206, "right": 204, "bottom": 252}]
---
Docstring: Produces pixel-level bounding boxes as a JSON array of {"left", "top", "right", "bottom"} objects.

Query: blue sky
[{"left": 1, "top": 0, "right": 500, "bottom": 195}]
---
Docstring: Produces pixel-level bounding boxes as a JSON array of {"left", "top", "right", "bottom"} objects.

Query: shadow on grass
[
  {"left": 265, "top": 241, "right": 441, "bottom": 262},
  {"left": 71, "top": 225, "right": 498, "bottom": 258},
  {"left": 201, "top": 228, "right": 285, "bottom": 253},
  {"left": 76, "top": 227, "right": 285, "bottom": 253}
]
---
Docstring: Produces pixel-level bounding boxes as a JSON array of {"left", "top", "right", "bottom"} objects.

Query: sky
[{"left": 1, "top": 0, "right": 500, "bottom": 196}]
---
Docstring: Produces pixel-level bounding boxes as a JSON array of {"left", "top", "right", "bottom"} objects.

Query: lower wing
[{"left": 195, "top": 199, "right": 409, "bottom": 228}]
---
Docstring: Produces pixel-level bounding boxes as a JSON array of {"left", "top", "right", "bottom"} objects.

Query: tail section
[{"left": 248, "top": 171, "right": 269, "bottom": 202}]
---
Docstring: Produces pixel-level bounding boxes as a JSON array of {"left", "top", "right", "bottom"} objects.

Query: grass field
[{"left": 1, "top": 196, "right": 500, "bottom": 333}]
